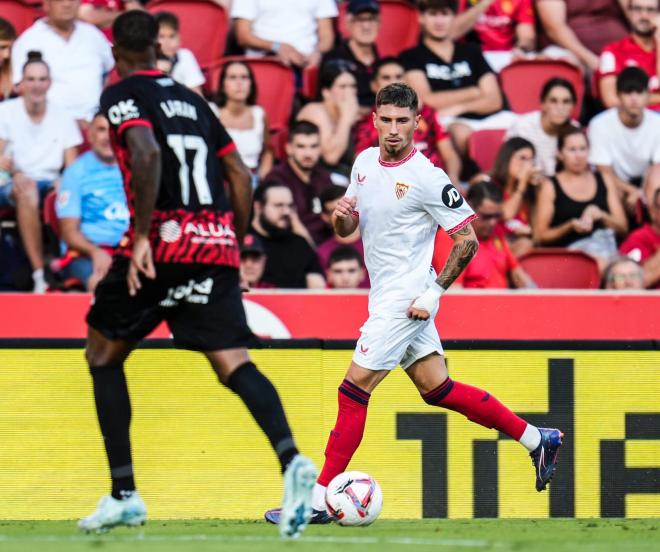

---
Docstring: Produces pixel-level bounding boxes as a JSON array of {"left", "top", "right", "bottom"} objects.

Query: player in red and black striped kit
[{"left": 79, "top": 11, "right": 316, "bottom": 538}]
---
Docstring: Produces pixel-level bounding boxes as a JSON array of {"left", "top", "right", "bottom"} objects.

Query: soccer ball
[{"left": 325, "top": 471, "right": 383, "bottom": 526}]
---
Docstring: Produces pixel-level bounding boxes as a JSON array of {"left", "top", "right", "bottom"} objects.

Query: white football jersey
[{"left": 347, "top": 147, "right": 476, "bottom": 317}]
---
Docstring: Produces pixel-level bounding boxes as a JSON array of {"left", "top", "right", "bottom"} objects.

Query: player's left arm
[{"left": 221, "top": 149, "right": 252, "bottom": 245}]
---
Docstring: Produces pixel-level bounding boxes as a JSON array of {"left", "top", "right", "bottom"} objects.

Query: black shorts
[{"left": 87, "top": 257, "right": 259, "bottom": 351}]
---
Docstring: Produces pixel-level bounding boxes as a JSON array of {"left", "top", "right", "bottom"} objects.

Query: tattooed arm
[{"left": 407, "top": 223, "right": 479, "bottom": 320}]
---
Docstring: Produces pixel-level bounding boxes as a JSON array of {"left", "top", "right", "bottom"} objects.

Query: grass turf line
[{"left": 0, "top": 519, "right": 657, "bottom": 552}]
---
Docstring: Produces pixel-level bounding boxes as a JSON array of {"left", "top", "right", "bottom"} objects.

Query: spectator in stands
[
  {"left": 400, "top": 0, "right": 515, "bottom": 158},
  {"left": 620, "top": 185, "right": 660, "bottom": 287},
  {"left": 322, "top": 0, "right": 381, "bottom": 113},
  {"left": 11, "top": 0, "right": 114, "bottom": 123},
  {"left": 598, "top": 0, "right": 660, "bottom": 110},
  {"left": 78, "top": 0, "right": 144, "bottom": 39},
  {"left": 461, "top": 180, "right": 536, "bottom": 288},
  {"left": 215, "top": 60, "right": 273, "bottom": 182},
  {"left": 296, "top": 61, "right": 360, "bottom": 184},
  {"left": 490, "top": 137, "right": 541, "bottom": 257},
  {"left": 452, "top": 0, "right": 536, "bottom": 72},
  {"left": 354, "top": 57, "right": 462, "bottom": 183},
  {"left": 533, "top": 127, "right": 627, "bottom": 266},
  {"left": 231, "top": 0, "right": 337, "bottom": 69},
  {"left": 0, "top": 53, "right": 82, "bottom": 293},
  {"left": 536, "top": 0, "right": 628, "bottom": 71},
  {"left": 506, "top": 77, "right": 578, "bottom": 176},
  {"left": 601, "top": 256, "right": 646, "bottom": 289},
  {"left": 55, "top": 113, "right": 128, "bottom": 291},
  {"left": 589, "top": 67, "right": 660, "bottom": 215},
  {"left": 0, "top": 18, "right": 17, "bottom": 102},
  {"left": 250, "top": 181, "right": 326, "bottom": 288},
  {"left": 239, "top": 233, "right": 273, "bottom": 290},
  {"left": 265, "top": 120, "right": 332, "bottom": 244},
  {"left": 326, "top": 246, "right": 366, "bottom": 289},
  {"left": 155, "top": 11, "right": 204, "bottom": 94}
]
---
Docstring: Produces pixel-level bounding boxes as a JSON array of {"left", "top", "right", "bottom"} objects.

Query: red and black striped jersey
[{"left": 100, "top": 70, "right": 239, "bottom": 267}]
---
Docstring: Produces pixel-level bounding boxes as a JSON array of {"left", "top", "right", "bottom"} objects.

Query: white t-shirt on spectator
[
  {"left": 506, "top": 111, "right": 561, "bottom": 176},
  {"left": 224, "top": 105, "right": 265, "bottom": 171},
  {"left": 171, "top": 48, "right": 205, "bottom": 90},
  {"left": 588, "top": 108, "right": 660, "bottom": 182},
  {"left": 11, "top": 19, "right": 114, "bottom": 121},
  {"left": 0, "top": 98, "right": 82, "bottom": 181},
  {"left": 231, "top": 0, "right": 338, "bottom": 57}
]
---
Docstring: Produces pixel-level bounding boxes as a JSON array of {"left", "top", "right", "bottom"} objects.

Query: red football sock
[
  {"left": 423, "top": 378, "right": 527, "bottom": 440},
  {"left": 317, "top": 379, "right": 370, "bottom": 486}
]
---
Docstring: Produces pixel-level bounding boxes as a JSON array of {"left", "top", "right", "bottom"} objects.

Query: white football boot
[
  {"left": 279, "top": 454, "right": 317, "bottom": 539},
  {"left": 78, "top": 492, "right": 147, "bottom": 533}
]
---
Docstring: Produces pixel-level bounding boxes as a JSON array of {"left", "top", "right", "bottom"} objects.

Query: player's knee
[{"left": 85, "top": 346, "right": 118, "bottom": 369}]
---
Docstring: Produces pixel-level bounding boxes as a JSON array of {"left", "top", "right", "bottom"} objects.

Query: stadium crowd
[{"left": 0, "top": 0, "right": 659, "bottom": 292}]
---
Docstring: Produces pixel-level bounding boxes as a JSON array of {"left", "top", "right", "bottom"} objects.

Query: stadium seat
[
  {"left": 301, "top": 64, "right": 319, "bottom": 100},
  {"left": 42, "top": 190, "right": 60, "bottom": 239},
  {"left": 270, "top": 128, "right": 288, "bottom": 161},
  {"left": 338, "top": 0, "right": 420, "bottom": 57},
  {"left": 499, "top": 59, "right": 584, "bottom": 120},
  {"left": 468, "top": 128, "right": 506, "bottom": 173},
  {"left": 206, "top": 57, "right": 296, "bottom": 131},
  {"left": 518, "top": 248, "right": 600, "bottom": 289},
  {"left": 0, "top": 0, "right": 42, "bottom": 35},
  {"left": 147, "top": 0, "right": 228, "bottom": 69}
]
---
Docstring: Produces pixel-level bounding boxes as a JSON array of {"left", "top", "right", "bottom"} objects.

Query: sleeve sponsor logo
[
  {"left": 442, "top": 184, "right": 464, "bottom": 209},
  {"left": 107, "top": 99, "right": 140, "bottom": 126}
]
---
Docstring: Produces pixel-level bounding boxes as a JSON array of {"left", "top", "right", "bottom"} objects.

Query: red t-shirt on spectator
[
  {"left": 462, "top": 230, "right": 518, "bottom": 288},
  {"left": 458, "top": 0, "right": 534, "bottom": 52},
  {"left": 620, "top": 223, "right": 660, "bottom": 288},
  {"left": 598, "top": 36, "right": 660, "bottom": 110}
]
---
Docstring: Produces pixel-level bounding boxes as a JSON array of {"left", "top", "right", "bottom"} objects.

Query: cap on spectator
[
  {"left": 241, "top": 234, "right": 265, "bottom": 256},
  {"left": 348, "top": 0, "right": 380, "bottom": 14}
]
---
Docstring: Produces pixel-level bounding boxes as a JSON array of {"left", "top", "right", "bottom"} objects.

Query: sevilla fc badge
[{"left": 395, "top": 182, "right": 409, "bottom": 200}]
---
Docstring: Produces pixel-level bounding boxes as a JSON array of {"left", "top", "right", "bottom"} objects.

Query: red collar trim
[
  {"left": 132, "top": 70, "right": 164, "bottom": 77},
  {"left": 378, "top": 147, "right": 417, "bottom": 167}
]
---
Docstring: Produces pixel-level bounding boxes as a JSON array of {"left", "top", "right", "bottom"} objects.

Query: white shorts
[{"left": 352, "top": 314, "right": 444, "bottom": 371}]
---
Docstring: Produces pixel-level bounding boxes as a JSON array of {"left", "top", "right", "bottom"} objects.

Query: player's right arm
[{"left": 332, "top": 196, "right": 359, "bottom": 237}]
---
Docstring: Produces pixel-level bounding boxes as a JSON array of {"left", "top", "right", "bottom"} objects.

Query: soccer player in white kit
[{"left": 265, "top": 83, "right": 563, "bottom": 525}]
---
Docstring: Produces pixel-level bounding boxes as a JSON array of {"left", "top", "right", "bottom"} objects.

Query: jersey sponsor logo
[
  {"left": 442, "top": 184, "right": 464, "bottom": 209},
  {"left": 103, "top": 202, "right": 130, "bottom": 222},
  {"left": 160, "top": 100, "right": 198, "bottom": 121},
  {"left": 395, "top": 182, "right": 410, "bottom": 200},
  {"left": 156, "top": 77, "right": 175, "bottom": 87},
  {"left": 183, "top": 222, "right": 236, "bottom": 245},
  {"left": 360, "top": 344, "right": 369, "bottom": 354},
  {"left": 357, "top": 173, "right": 367, "bottom": 184},
  {"left": 159, "top": 277, "right": 214, "bottom": 307},
  {"left": 57, "top": 191, "right": 70, "bottom": 208},
  {"left": 107, "top": 99, "right": 140, "bottom": 125},
  {"left": 425, "top": 61, "right": 472, "bottom": 82},
  {"left": 159, "top": 220, "right": 183, "bottom": 243}
]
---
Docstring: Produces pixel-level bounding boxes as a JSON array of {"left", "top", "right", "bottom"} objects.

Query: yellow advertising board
[{"left": 0, "top": 347, "right": 658, "bottom": 520}]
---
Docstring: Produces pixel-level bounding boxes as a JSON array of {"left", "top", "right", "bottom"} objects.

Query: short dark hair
[
  {"left": 154, "top": 11, "right": 179, "bottom": 32},
  {"left": 216, "top": 60, "right": 257, "bottom": 107},
  {"left": 328, "top": 246, "right": 363, "bottom": 267},
  {"left": 371, "top": 56, "right": 404, "bottom": 81},
  {"left": 418, "top": 0, "right": 457, "bottom": 13},
  {"left": 113, "top": 11, "right": 159, "bottom": 53},
  {"left": 617, "top": 66, "right": 649, "bottom": 94},
  {"left": 253, "top": 180, "right": 290, "bottom": 205},
  {"left": 466, "top": 181, "right": 503, "bottom": 210},
  {"left": 319, "top": 59, "right": 356, "bottom": 91},
  {"left": 0, "top": 17, "right": 17, "bottom": 41},
  {"left": 540, "top": 77, "right": 577, "bottom": 103},
  {"left": 490, "top": 137, "right": 535, "bottom": 185},
  {"left": 376, "top": 82, "right": 418, "bottom": 112},
  {"left": 288, "top": 120, "right": 320, "bottom": 142},
  {"left": 320, "top": 185, "right": 348, "bottom": 210}
]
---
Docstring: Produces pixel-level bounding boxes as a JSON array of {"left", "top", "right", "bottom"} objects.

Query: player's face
[
  {"left": 45, "top": 0, "right": 80, "bottom": 25},
  {"left": 628, "top": 0, "right": 658, "bottom": 37},
  {"left": 327, "top": 259, "right": 364, "bottom": 289},
  {"left": 286, "top": 132, "right": 321, "bottom": 171},
  {"left": 618, "top": 89, "right": 649, "bottom": 119},
  {"left": 347, "top": 11, "right": 380, "bottom": 46},
  {"left": 558, "top": 133, "right": 589, "bottom": 173},
  {"left": 606, "top": 261, "right": 644, "bottom": 289},
  {"left": 222, "top": 63, "right": 253, "bottom": 104},
  {"left": 420, "top": 8, "right": 454, "bottom": 41},
  {"left": 371, "top": 63, "right": 404, "bottom": 93},
  {"left": 21, "top": 63, "right": 50, "bottom": 102},
  {"left": 262, "top": 187, "right": 294, "bottom": 229},
  {"left": 0, "top": 39, "right": 13, "bottom": 64},
  {"left": 240, "top": 252, "right": 266, "bottom": 285},
  {"left": 89, "top": 115, "right": 115, "bottom": 162},
  {"left": 373, "top": 103, "right": 418, "bottom": 157},
  {"left": 508, "top": 147, "right": 535, "bottom": 179},
  {"left": 472, "top": 198, "right": 502, "bottom": 240},
  {"left": 541, "top": 86, "right": 575, "bottom": 126},
  {"left": 157, "top": 25, "right": 180, "bottom": 58}
]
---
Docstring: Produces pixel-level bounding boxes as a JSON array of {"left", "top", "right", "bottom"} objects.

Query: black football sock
[
  {"left": 226, "top": 362, "right": 299, "bottom": 472},
  {"left": 90, "top": 364, "right": 136, "bottom": 499}
]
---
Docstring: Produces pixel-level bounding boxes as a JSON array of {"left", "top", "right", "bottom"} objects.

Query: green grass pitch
[{"left": 0, "top": 519, "right": 657, "bottom": 552}]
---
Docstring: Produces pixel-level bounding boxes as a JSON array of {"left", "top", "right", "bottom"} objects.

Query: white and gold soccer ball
[{"left": 325, "top": 471, "right": 383, "bottom": 526}]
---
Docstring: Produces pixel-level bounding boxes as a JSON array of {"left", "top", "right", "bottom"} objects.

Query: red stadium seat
[
  {"left": 301, "top": 64, "right": 319, "bottom": 100},
  {"left": 338, "top": 0, "right": 420, "bottom": 57},
  {"left": 147, "top": 0, "right": 228, "bottom": 69},
  {"left": 206, "top": 56, "right": 296, "bottom": 131},
  {"left": 0, "top": 0, "right": 42, "bottom": 35},
  {"left": 518, "top": 248, "right": 600, "bottom": 289},
  {"left": 42, "top": 190, "right": 60, "bottom": 239},
  {"left": 499, "top": 59, "right": 584, "bottom": 119},
  {"left": 468, "top": 128, "right": 506, "bottom": 173},
  {"left": 270, "top": 127, "right": 288, "bottom": 161}
]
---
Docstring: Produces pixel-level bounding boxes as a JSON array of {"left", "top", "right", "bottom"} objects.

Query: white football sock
[
  {"left": 312, "top": 483, "right": 327, "bottom": 511},
  {"left": 519, "top": 424, "right": 542, "bottom": 452}
]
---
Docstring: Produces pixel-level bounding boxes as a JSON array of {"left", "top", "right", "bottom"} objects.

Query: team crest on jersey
[{"left": 395, "top": 182, "right": 410, "bottom": 200}]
